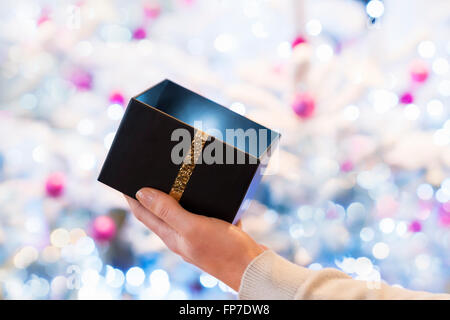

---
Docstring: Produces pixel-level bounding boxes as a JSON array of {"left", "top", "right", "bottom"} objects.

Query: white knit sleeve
[{"left": 238, "top": 250, "right": 450, "bottom": 300}]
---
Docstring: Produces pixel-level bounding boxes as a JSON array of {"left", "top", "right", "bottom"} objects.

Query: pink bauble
[
  {"left": 144, "top": 4, "right": 161, "bottom": 19},
  {"left": 180, "top": 0, "right": 195, "bottom": 6},
  {"left": 399, "top": 92, "right": 414, "bottom": 104},
  {"left": 45, "top": 172, "right": 66, "bottom": 197},
  {"left": 408, "top": 220, "right": 422, "bottom": 232},
  {"left": 37, "top": 8, "right": 51, "bottom": 26},
  {"left": 438, "top": 202, "right": 450, "bottom": 227},
  {"left": 69, "top": 69, "right": 93, "bottom": 91},
  {"left": 292, "top": 92, "right": 315, "bottom": 118},
  {"left": 132, "top": 27, "right": 147, "bottom": 40},
  {"left": 410, "top": 60, "right": 429, "bottom": 83},
  {"left": 109, "top": 91, "right": 125, "bottom": 105},
  {"left": 376, "top": 195, "right": 398, "bottom": 217},
  {"left": 291, "top": 35, "right": 307, "bottom": 49},
  {"left": 340, "top": 160, "right": 354, "bottom": 172},
  {"left": 92, "top": 215, "right": 117, "bottom": 242}
]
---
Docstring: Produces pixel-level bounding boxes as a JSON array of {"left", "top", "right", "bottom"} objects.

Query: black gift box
[{"left": 98, "top": 79, "right": 280, "bottom": 224}]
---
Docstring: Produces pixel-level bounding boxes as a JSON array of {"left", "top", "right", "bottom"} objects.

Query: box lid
[{"left": 134, "top": 79, "right": 280, "bottom": 159}]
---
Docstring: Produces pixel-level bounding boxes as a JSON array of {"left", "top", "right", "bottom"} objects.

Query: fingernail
[{"left": 136, "top": 188, "right": 154, "bottom": 205}]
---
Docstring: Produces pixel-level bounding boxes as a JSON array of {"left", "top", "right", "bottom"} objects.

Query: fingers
[
  {"left": 135, "top": 187, "right": 198, "bottom": 233},
  {"left": 124, "top": 195, "right": 173, "bottom": 240}
]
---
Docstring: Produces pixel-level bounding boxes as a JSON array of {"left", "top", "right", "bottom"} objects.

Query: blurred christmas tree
[{"left": 0, "top": 0, "right": 449, "bottom": 299}]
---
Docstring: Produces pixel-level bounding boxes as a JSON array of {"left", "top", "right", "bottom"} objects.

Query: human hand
[{"left": 125, "top": 187, "right": 265, "bottom": 291}]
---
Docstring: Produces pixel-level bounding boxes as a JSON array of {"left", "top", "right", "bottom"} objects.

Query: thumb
[{"left": 136, "top": 187, "right": 197, "bottom": 233}]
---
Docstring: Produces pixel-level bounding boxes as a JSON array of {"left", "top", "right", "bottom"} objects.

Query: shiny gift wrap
[{"left": 98, "top": 80, "right": 280, "bottom": 224}]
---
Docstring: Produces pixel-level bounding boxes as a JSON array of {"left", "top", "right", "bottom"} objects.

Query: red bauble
[{"left": 292, "top": 92, "right": 315, "bottom": 119}]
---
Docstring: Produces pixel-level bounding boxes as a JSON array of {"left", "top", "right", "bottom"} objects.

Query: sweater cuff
[{"left": 238, "top": 250, "right": 310, "bottom": 300}]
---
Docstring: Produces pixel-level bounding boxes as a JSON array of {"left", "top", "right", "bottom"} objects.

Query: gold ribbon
[{"left": 169, "top": 130, "right": 209, "bottom": 201}]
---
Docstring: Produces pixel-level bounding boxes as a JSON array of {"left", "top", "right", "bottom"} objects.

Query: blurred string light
[
  {"left": 106, "top": 265, "right": 125, "bottom": 288},
  {"left": 426, "top": 99, "right": 444, "bottom": 117},
  {"left": 369, "top": 89, "right": 398, "bottom": 114},
  {"left": 432, "top": 58, "right": 449, "bottom": 75},
  {"left": 416, "top": 183, "right": 434, "bottom": 200},
  {"left": 32, "top": 145, "right": 48, "bottom": 163},
  {"left": 199, "top": 273, "right": 218, "bottom": 288},
  {"left": 13, "top": 246, "right": 38, "bottom": 269},
  {"left": 104, "top": 132, "right": 116, "bottom": 149},
  {"left": 433, "top": 128, "right": 450, "bottom": 146},
  {"left": 372, "top": 242, "right": 390, "bottom": 259},
  {"left": 438, "top": 80, "right": 450, "bottom": 96},
  {"left": 77, "top": 118, "right": 95, "bottom": 135},
  {"left": 290, "top": 223, "right": 303, "bottom": 238},
  {"left": 346, "top": 202, "right": 366, "bottom": 223},
  {"left": 335, "top": 256, "right": 381, "bottom": 285},
  {"left": 415, "top": 254, "right": 431, "bottom": 270},
  {"left": 360, "top": 227, "right": 374, "bottom": 242},
  {"left": 403, "top": 104, "right": 420, "bottom": 121},
  {"left": 417, "top": 40, "right": 436, "bottom": 59},
  {"left": 214, "top": 33, "right": 236, "bottom": 53},
  {"left": 308, "top": 263, "right": 323, "bottom": 271},
  {"left": 366, "top": 0, "right": 385, "bottom": 19},
  {"left": 229, "top": 102, "right": 246, "bottom": 115},
  {"left": 50, "top": 228, "right": 70, "bottom": 248},
  {"left": 379, "top": 218, "right": 395, "bottom": 234},
  {"left": 264, "top": 209, "right": 278, "bottom": 224},
  {"left": 81, "top": 269, "right": 100, "bottom": 287},
  {"left": 75, "top": 236, "right": 96, "bottom": 256},
  {"left": 107, "top": 104, "right": 125, "bottom": 120},
  {"left": 343, "top": 104, "right": 360, "bottom": 121},
  {"left": 396, "top": 222, "right": 408, "bottom": 236},
  {"left": 167, "top": 288, "right": 188, "bottom": 299},
  {"left": 277, "top": 41, "right": 292, "bottom": 59},
  {"left": 315, "top": 44, "right": 333, "bottom": 62},
  {"left": 42, "top": 246, "right": 60, "bottom": 263},
  {"left": 355, "top": 257, "right": 373, "bottom": 276},
  {"left": 218, "top": 281, "right": 236, "bottom": 294},
  {"left": 436, "top": 183, "right": 450, "bottom": 203},
  {"left": 251, "top": 22, "right": 268, "bottom": 38},
  {"left": 357, "top": 164, "right": 391, "bottom": 190},
  {"left": 126, "top": 266, "right": 145, "bottom": 287},
  {"left": 70, "top": 228, "right": 87, "bottom": 243},
  {"left": 306, "top": 19, "right": 322, "bottom": 36},
  {"left": 78, "top": 153, "right": 96, "bottom": 171},
  {"left": 242, "top": 0, "right": 262, "bottom": 18},
  {"left": 25, "top": 216, "right": 44, "bottom": 233},
  {"left": 149, "top": 269, "right": 170, "bottom": 297},
  {"left": 25, "top": 276, "right": 50, "bottom": 298}
]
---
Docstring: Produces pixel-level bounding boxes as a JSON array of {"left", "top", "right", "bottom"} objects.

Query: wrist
[{"left": 232, "top": 245, "right": 265, "bottom": 291}]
